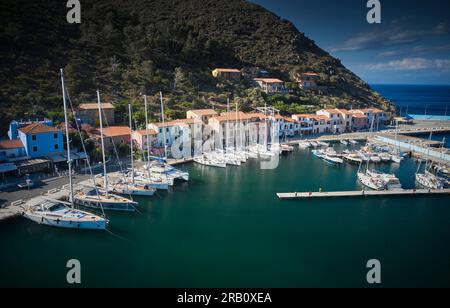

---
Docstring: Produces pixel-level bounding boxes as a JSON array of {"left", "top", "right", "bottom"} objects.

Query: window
[
  {"left": 159, "top": 128, "right": 162, "bottom": 133},
  {"left": 54, "top": 144, "right": 59, "bottom": 150},
  {"left": 33, "top": 146, "right": 38, "bottom": 152},
  {"left": 32, "top": 135, "right": 37, "bottom": 141},
  {"left": 54, "top": 133, "right": 58, "bottom": 139}
]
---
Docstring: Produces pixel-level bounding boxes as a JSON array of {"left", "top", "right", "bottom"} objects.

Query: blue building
[
  {"left": 17, "top": 123, "right": 64, "bottom": 158},
  {"left": 8, "top": 119, "right": 54, "bottom": 140}
]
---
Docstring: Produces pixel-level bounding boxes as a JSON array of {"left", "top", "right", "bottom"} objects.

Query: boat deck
[{"left": 277, "top": 189, "right": 450, "bottom": 199}]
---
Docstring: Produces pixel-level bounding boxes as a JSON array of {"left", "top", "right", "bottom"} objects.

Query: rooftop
[
  {"left": 0, "top": 139, "right": 24, "bottom": 149},
  {"left": 19, "top": 123, "right": 62, "bottom": 135},
  {"left": 299, "top": 72, "right": 319, "bottom": 77},
  {"left": 78, "top": 103, "right": 115, "bottom": 110},
  {"left": 254, "top": 78, "right": 284, "bottom": 84},
  {"left": 188, "top": 109, "right": 218, "bottom": 116},
  {"left": 152, "top": 118, "right": 196, "bottom": 128},
  {"left": 134, "top": 129, "right": 158, "bottom": 136},
  {"left": 213, "top": 68, "right": 241, "bottom": 73},
  {"left": 101, "top": 126, "right": 131, "bottom": 137}
]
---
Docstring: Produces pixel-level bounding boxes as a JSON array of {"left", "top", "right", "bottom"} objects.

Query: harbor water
[{"left": 0, "top": 145, "right": 449, "bottom": 287}]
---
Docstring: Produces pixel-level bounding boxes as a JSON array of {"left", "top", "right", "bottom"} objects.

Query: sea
[{"left": 0, "top": 85, "right": 449, "bottom": 288}]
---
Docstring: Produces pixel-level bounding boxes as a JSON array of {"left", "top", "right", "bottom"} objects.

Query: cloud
[
  {"left": 331, "top": 22, "right": 449, "bottom": 52},
  {"left": 365, "top": 57, "right": 450, "bottom": 71},
  {"left": 377, "top": 44, "right": 450, "bottom": 58}
]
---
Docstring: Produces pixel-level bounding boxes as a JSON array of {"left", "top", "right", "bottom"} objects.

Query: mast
[
  {"left": 226, "top": 97, "right": 230, "bottom": 152},
  {"left": 235, "top": 100, "right": 239, "bottom": 150},
  {"left": 61, "top": 69, "right": 74, "bottom": 207},
  {"left": 129, "top": 104, "right": 134, "bottom": 184},
  {"left": 97, "top": 91, "right": 108, "bottom": 194},
  {"left": 160, "top": 91, "right": 167, "bottom": 160},
  {"left": 144, "top": 95, "right": 151, "bottom": 165}
]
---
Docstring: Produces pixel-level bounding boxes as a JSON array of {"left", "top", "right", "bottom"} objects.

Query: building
[
  {"left": 296, "top": 73, "right": 320, "bottom": 90},
  {"left": 349, "top": 111, "right": 369, "bottom": 130},
  {"left": 0, "top": 139, "right": 26, "bottom": 162},
  {"left": 77, "top": 103, "right": 115, "bottom": 126},
  {"left": 132, "top": 129, "right": 158, "bottom": 151},
  {"left": 18, "top": 123, "right": 64, "bottom": 159},
  {"left": 99, "top": 126, "right": 131, "bottom": 151},
  {"left": 187, "top": 109, "right": 218, "bottom": 124},
  {"left": 316, "top": 108, "right": 354, "bottom": 133},
  {"left": 357, "top": 108, "right": 389, "bottom": 128},
  {"left": 254, "top": 78, "right": 285, "bottom": 94},
  {"left": 292, "top": 114, "right": 330, "bottom": 134},
  {"left": 148, "top": 119, "right": 202, "bottom": 152},
  {"left": 212, "top": 68, "right": 241, "bottom": 81},
  {"left": 8, "top": 119, "right": 53, "bottom": 140}
]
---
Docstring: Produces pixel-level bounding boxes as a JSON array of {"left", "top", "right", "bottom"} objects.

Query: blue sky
[{"left": 251, "top": 0, "right": 450, "bottom": 85}]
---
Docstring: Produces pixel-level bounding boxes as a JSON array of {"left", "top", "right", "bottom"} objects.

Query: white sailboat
[
  {"left": 298, "top": 141, "right": 311, "bottom": 149},
  {"left": 72, "top": 91, "right": 138, "bottom": 211},
  {"left": 391, "top": 119, "right": 404, "bottom": 163},
  {"left": 357, "top": 162, "right": 385, "bottom": 191},
  {"left": 194, "top": 155, "right": 227, "bottom": 168},
  {"left": 23, "top": 70, "right": 109, "bottom": 230},
  {"left": 415, "top": 139, "right": 444, "bottom": 190},
  {"left": 101, "top": 104, "right": 156, "bottom": 196},
  {"left": 340, "top": 140, "right": 349, "bottom": 146}
]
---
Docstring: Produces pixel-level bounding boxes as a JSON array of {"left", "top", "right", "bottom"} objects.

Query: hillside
[{"left": 0, "top": 0, "right": 393, "bottom": 133}]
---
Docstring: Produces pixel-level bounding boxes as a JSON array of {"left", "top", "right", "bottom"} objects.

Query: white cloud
[
  {"left": 365, "top": 58, "right": 450, "bottom": 71},
  {"left": 331, "top": 22, "right": 448, "bottom": 52}
]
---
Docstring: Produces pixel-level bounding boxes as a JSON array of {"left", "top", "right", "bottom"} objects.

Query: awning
[
  {"left": 47, "top": 155, "right": 67, "bottom": 163},
  {"left": 0, "top": 163, "right": 17, "bottom": 173}
]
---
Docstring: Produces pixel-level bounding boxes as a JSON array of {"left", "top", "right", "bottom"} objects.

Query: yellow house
[{"left": 212, "top": 68, "right": 241, "bottom": 80}]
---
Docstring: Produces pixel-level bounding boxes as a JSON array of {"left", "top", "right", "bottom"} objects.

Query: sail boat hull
[
  {"left": 73, "top": 196, "right": 137, "bottom": 211},
  {"left": 23, "top": 203, "right": 109, "bottom": 230}
]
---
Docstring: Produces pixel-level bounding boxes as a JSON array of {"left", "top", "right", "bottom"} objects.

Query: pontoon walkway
[{"left": 277, "top": 189, "right": 450, "bottom": 199}]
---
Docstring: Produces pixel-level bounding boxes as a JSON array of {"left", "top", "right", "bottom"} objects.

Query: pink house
[{"left": 132, "top": 129, "right": 158, "bottom": 151}]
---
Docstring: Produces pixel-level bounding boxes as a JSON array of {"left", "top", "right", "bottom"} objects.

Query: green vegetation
[{"left": 0, "top": 0, "right": 393, "bottom": 135}]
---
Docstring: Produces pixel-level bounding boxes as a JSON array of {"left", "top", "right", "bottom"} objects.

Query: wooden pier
[{"left": 277, "top": 189, "right": 450, "bottom": 200}]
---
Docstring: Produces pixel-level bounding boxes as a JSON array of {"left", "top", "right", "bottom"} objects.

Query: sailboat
[
  {"left": 98, "top": 103, "right": 156, "bottom": 196},
  {"left": 415, "top": 136, "right": 444, "bottom": 190},
  {"left": 23, "top": 70, "right": 109, "bottom": 229},
  {"left": 391, "top": 119, "right": 403, "bottom": 163},
  {"left": 357, "top": 162, "right": 385, "bottom": 191},
  {"left": 72, "top": 91, "right": 138, "bottom": 211}
]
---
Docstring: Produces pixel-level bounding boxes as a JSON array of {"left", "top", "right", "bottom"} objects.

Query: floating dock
[{"left": 277, "top": 189, "right": 450, "bottom": 200}]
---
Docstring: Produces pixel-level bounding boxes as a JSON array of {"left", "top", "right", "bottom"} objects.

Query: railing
[{"left": 375, "top": 136, "right": 450, "bottom": 162}]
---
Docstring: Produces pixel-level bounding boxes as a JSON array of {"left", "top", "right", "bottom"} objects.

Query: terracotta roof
[
  {"left": 188, "top": 109, "right": 218, "bottom": 116},
  {"left": 254, "top": 78, "right": 284, "bottom": 84},
  {"left": 213, "top": 68, "right": 241, "bottom": 73},
  {"left": 351, "top": 113, "right": 368, "bottom": 119},
  {"left": 311, "top": 115, "right": 329, "bottom": 121},
  {"left": 293, "top": 114, "right": 328, "bottom": 121},
  {"left": 358, "top": 108, "right": 384, "bottom": 114},
  {"left": 337, "top": 109, "right": 352, "bottom": 115},
  {"left": 0, "top": 139, "right": 24, "bottom": 149},
  {"left": 101, "top": 126, "right": 131, "bottom": 137},
  {"left": 321, "top": 108, "right": 341, "bottom": 114},
  {"left": 210, "top": 113, "right": 262, "bottom": 123},
  {"left": 220, "top": 111, "right": 247, "bottom": 117},
  {"left": 284, "top": 118, "right": 298, "bottom": 123},
  {"left": 300, "top": 72, "right": 319, "bottom": 77},
  {"left": 78, "top": 103, "right": 115, "bottom": 110},
  {"left": 135, "top": 129, "right": 157, "bottom": 136},
  {"left": 19, "top": 123, "right": 61, "bottom": 134},
  {"left": 151, "top": 118, "right": 196, "bottom": 128}
]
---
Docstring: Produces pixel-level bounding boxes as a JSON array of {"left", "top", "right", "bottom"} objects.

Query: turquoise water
[{"left": 1, "top": 145, "right": 449, "bottom": 288}]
